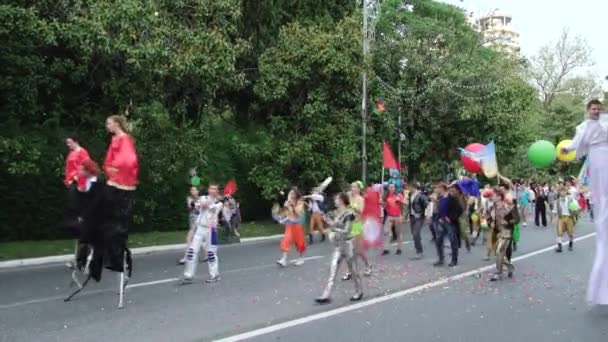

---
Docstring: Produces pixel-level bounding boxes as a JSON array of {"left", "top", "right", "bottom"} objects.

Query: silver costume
[
  {"left": 183, "top": 196, "right": 223, "bottom": 282},
  {"left": 316, "top": 208, "right": 363, "bottom": 303}
]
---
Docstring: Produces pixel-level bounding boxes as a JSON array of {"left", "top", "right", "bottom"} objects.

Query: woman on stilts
[{"left": 103, "top": 114, "right": 139, "bottom": 304}]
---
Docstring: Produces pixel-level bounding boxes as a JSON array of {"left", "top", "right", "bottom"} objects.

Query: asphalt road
[{"left": 1, "top": 215, "right": 605, "bottom": 342}]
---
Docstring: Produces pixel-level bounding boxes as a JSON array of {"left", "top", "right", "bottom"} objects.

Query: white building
[{"left": 470, "top": 9, "right": 521, "bottom": 55}]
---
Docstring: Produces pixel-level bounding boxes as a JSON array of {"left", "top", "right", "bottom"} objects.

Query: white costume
[
  {"left": 183, "top": 195, "right": 223, "bottom": 282},
  {"left": 567, "top": 118, "right": 608, "bottom": 304}
]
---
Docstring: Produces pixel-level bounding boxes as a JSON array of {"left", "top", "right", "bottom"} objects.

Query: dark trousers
[
  {"left": 103, "top": 186, "right": 134, "bottom": 275},
  {"left": 430, "top": 214, "right": 439, "bottom": 241},
  {"left": 410, "top": 216, "right": 424, "bottom": 254},
  {"left": 535, "top": 204, "right": 547, "bottom": 227},
  {"left": 435, "top": 221, "right": 458, "bottom": 263}
]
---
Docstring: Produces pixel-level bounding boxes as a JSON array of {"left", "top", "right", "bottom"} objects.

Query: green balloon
[
  {"left": 528, "top": 140, "right": 556, "bottom": 168},
  {"left": 191, "top": 176, "right": 201, "bottom": 186}
]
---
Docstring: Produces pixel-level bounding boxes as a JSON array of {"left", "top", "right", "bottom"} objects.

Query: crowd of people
[{"left": 61, "top": 99, "right": 606, "bottom": 308}]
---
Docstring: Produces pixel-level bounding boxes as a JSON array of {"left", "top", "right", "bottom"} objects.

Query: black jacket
[{"left": 409, "top": 192, "right": 429, "bottom": 218}]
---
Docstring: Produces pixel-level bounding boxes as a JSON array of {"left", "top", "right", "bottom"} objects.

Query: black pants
[
  {"left": 430, "top": 214, "right": 439, "bottom": 241},
  {"left": 535, "top": 204, "right": 547, "bottom": 227},
  {"left": 103, "top": 186, "right": 134, "bottom": 275},
  {"left": 435, "top": 221, "right": 458, "bottom": 264}
]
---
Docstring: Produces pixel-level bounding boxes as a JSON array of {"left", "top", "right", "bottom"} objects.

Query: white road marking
[{"left": 213, "top": 232, "right": 598, "bottom": 342}]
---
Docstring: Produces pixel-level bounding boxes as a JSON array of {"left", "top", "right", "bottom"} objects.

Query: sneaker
[
  {"left": 568, "top": 241, "right": 573, "bottom": 251},
  {"left": 433, "top": 261, "right": 445, "bottom": 267},
  {"left": 234, "top": 230, "right": 241, "bottom": 238},
  {"left": 342, "top": 273, "right": 352, "bottom": 281},
  {"left": 308, "top": 234, "right": 314, "bottom": 245},
  {"left": 396, "top": 249, "right": 402, "bottom": 255},
  {"left": 490, "top": 274, "right": 502, "bottom": 282},
  {"left": 350, "top": 293, "right": 363, "bottom": 302},
  {"left": 448, "top": 261, "right": 458, "bottom": 268},
  {"left": 482, "top": 256, "right": 490, "bottom": 261},
  {"left": 382, "top": 250, "right": 390, "bottom": 255},
  {"left": 321, "top": 234, "right": 326, "bottom": 242},
  {"left": 205, "top": 276, "right": 220, "bottom": 283},
  {"left": 292, "top": 258, "right": 305, "bottom": 266},
  {"left": 177, "top": 258, "right": 186, "bottom": 265},
  {"left": 179, "top": 277, "right": 194, "bottom": 285},
  {"left": 315, "top": 297, "right": 331, "bottom": 305},
  {"left": 507, "top": 271, "right": 513, "bottom": 278},
  {"left": 555, "top": 243, "right": 563, "bottom": 253},
  {"left": 276, "top": 259, "right": 287, "bottom": 267},
  {"left": 410, "top": 254, "right": 423, "bottom": 260},
  {"left": 364, "top": 267, "right": 373, "bottom": 277}
]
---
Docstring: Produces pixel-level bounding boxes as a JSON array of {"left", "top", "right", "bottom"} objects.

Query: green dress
[
  {"left": 512, "top": 223, "right": 520, "bottom": 243},
  {"left": 350, "top": 196, "right": 364, "bottom": 237}
]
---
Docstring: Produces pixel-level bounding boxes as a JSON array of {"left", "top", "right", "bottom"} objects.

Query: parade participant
[
  {"left": 518, "top": 184, "right": 530, "bottom": 226},
  {"left": 408, "top": 182, "right": 428, "bottom": 259},
  {"left": 315, "top": 193, "right": 363, "bottom": 304},
  {"left": 452, "top": 183, "right": 472, "bottom": 252},
  {"left": 64, "top": 135, "right": 91, "bottom": 192},
  {"left": 63, "top": 136, "right": 91, "bottom": 268},
  {"left": 563, "top": 99, "right": 608, "bottom": 305},
  {"left": 553, "top": 185, "right": 576, "bottom": 253},
  {"left": 534, "top": 186, "right": 548, "bottom": 228},
  {"left": 305, "top": 180, "right": 330, "bottom": 244},
  {"left": 273, "top": 187, "right": 307, "bottom": 267},
  {"left": 433, "top": 184, "right": 463, "bottom": 267},
  {"left": 178, "top": 186, "right": 207, "bottom": 265},
  {"left": 382, "top": 183, "right": 405, "bottom": 255},
  {"left": 490, "top": 189, "right": 519, "bottom": 281},
  {"left": 103, "top": 115, "right": 138, "bottom": 305},
  {"left": 183, "top": 183, "right": 223, "bottom": 283},
  {"left": 482, "top": 188, "right": 497, "bottom": 261},
  {"left": 362, "top": 184, "right": 383, "bottom": 251},
  {"left": 342, "top": 181, "right": 372, "bottom": 280}
]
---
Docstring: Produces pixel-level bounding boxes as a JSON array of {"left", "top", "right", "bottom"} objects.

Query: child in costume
[
  {"left": 182, "top": 183, "right": 223, "bottom": 283},
  {"left": 315, "top": 193, "right": 363, "bottom": 304},
  {"left": 553, "top": 186, "right": 577, "bottom": 252},
  {"left": 273, "top": 188, "right": 307, "bottom": 267},
  {"left": 490, "top": 189, "right": 520, "bottom": 281},
  {"left": 343, "top": 181, "right": 372, "bottom": 280}
]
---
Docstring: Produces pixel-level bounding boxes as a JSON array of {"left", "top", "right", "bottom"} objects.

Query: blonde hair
[{"left": 108, "top": 115, "right": 130, "bottom": 134}]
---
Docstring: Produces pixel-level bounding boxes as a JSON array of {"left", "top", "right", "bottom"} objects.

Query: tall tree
[{"left": 527, "top": 28, "right": 593, "bottom": 111}]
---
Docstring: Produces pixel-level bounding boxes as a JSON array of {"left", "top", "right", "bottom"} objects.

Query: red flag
[
  {"left": 224, "top": 178, "right": 237, "bottom": 196},
  {"left": 382, "top": 140, "right": 400, "bottom": 170}
]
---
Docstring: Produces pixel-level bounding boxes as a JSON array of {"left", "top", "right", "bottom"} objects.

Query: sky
[{"left": 438, "top": 0, "right": 607, "bottom": 86}]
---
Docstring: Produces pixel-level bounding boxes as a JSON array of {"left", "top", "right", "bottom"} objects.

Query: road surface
[{"left": 1, "top": 217, "right": 606, "bottom": 342}]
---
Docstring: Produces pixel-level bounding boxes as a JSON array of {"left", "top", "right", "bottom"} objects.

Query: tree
[
  {"left": 370, "top": 0, "right": 537, "bottom": 180},
  {"left": 527, "top": 28, "right": 593, "bottom": 111}
]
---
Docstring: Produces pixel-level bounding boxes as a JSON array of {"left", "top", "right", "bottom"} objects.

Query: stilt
[
  {"left": 64, "top": 275, "right": 91, "bottom": 302},
  {"left": 118, "top": 251, "right": 128, "bottom": 309}
]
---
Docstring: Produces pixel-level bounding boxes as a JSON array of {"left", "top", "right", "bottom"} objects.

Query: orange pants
[
  {"left": 309, "top": 212, "right": 325, "bottom": 235},
  {"left": 280, "top": 224, "right": 306, "bottom": 254}
]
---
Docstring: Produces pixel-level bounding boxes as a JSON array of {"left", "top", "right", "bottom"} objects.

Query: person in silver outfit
[{"left": 315, "top": 192, "right": 364, "bottom": 304}]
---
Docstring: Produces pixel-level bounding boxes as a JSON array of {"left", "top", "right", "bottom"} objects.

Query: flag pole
[{"left": 381, "top": 167, "right": 385, "bottom": 184}]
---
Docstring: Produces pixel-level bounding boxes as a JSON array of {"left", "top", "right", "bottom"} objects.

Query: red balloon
[{"left": 461, "top": 143, "right": 485, "bottom": 174}]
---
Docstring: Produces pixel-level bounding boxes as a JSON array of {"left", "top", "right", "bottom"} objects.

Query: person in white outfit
[
  {"left": 182, "top": 183, "right": 223, "bottom": 283},
  {"left": 563, "top": 99, "right": 608, "bottom": 305}
]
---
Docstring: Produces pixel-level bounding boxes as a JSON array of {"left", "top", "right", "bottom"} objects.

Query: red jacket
[
  {"left": 64, "top": 148, "right": 90, "bottom": 187},
  {"left": 104, "top": 134, "right": 139, "bottom": 190}
]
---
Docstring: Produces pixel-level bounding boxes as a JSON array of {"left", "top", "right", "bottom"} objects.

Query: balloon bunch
[{"left": 527, "top": 139, "right": 576, "bottom": 168}]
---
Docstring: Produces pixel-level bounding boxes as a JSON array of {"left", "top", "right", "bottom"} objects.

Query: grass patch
[{"left": 0, "top": 221, "right": 282, "bottom": 261}]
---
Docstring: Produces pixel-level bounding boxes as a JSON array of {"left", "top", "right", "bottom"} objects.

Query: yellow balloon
[{"left": 556, "top": 140, "right": 576, "bottom": 162}]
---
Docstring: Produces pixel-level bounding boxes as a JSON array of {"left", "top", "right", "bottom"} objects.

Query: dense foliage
[{"left": 0, "top": 0, "right": 575, "bottom": 241}]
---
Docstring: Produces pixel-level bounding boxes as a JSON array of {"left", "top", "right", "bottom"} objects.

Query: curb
[{"left": 0, "top": 234, "right": 284, "bottom": 270}]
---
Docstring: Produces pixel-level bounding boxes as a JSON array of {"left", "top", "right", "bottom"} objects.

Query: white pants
[
  {"left": 184, "top": 225, "right": 219, "bottom": 279},
  {"left": 587, "top": 144, "right": 608, "bottom": 304}
]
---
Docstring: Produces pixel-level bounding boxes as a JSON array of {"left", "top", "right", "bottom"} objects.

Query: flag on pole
[
  {"left": 382, "top": 140, "right": 400, "bottom": 171},
  {"left": 224, "top": 178, "right": 237, "bottom": 196},
  {"left": 480, "top": 142, "right": 498, "bottom": 178},
  {"left": 373, "top": 98, "right": 385, "bottom": 115}
]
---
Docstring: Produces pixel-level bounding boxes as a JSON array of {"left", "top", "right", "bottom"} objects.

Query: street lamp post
[{"left": 361, "top": 0, "right": 379, "bottom": 184}]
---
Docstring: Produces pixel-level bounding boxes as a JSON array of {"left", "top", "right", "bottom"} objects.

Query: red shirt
[
  {"left": 362, "top": 187, "right": 381, "bottom": 222},
  {"left": 385, "top": 193, "right": 404, "bottom": 217},
  {"left": 64, "top": 148, "right": 90, "bottom": 187},
  {"left": 104, "top": 134, "right": 139, "bottom": 190}
]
